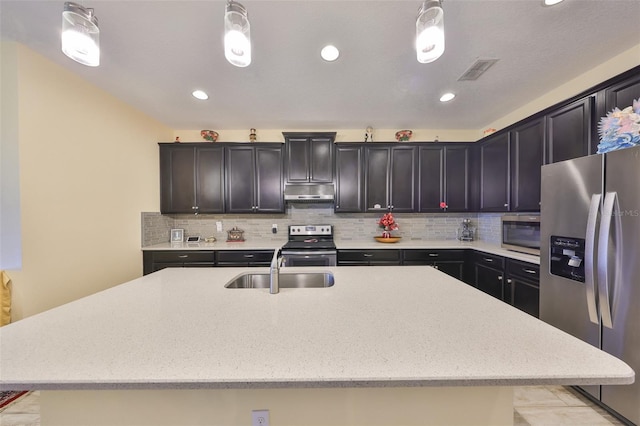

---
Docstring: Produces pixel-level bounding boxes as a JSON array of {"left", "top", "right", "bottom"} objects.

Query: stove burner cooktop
[{"left": 282, "top": 225, "right": 336, "bottom": 251}]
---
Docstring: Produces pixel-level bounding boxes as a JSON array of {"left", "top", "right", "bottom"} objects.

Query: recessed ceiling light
[
  {"left": 321, "top": 45, "right": 340, "bottom": 62},
  {"left": 543, "top": 0, "right": 564, "bottom": 5},
  {"left": 192, "top": 90, "right": 209, "bottom": 100},
  {"left": 440, "top": 92, "right": 455, "bottom": 102}
]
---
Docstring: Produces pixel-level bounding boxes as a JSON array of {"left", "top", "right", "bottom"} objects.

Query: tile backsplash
[{"left": 142, "top": 205, "right": 504, "bottom": 246}]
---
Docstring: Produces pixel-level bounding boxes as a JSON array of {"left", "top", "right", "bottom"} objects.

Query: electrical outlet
[
  {"left": 216, "top": 221, "right": 223, "bottom": 232},
  {"left": 252, "top": 409, "right": 269, "bottom": 426},
  {"left": 272, "top": 224, "right": 277, "bottom": 234}
]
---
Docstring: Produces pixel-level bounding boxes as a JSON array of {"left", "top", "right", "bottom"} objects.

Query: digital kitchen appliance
[
  {"left": 501, "top": 214, "right": 540, "bottom": 255},
  {"left": 540, "top": 146, "right": 640, "bottom": 425},
  {"left": 281, "top": 225, "right": 337, "bottom": 267}
]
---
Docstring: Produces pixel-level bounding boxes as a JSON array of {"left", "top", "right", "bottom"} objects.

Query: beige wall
[
  {"left": 485, "top": 43, "right": 640, "bottom": 132},
  {"left": 5, "top": 43, "right": 172, "bottom": 320}
]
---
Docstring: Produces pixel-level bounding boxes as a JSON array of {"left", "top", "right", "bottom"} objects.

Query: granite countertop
[
  {"left": 0, "top": 266, "right": 630, "bottom": 390},
  {"left": 143, "top": 240, "right": 540, "bottom": 264}
]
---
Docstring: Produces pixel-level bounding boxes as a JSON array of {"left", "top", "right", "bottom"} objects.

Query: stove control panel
[{"left": 289, "top": 225, "right": 333, "bottom": 236}]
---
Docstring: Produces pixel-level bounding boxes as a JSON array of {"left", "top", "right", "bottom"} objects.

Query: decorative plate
[
  {"left": 201, "top": 129, "right": 219, "bottom": 142},
  {"left": 374, "top": 236, "right": 402, "bottom": 243}
]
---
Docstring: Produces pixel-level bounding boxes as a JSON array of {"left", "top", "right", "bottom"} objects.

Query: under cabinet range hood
[{"left": 283, "top": 184, "right": 335, "bottom": 202}]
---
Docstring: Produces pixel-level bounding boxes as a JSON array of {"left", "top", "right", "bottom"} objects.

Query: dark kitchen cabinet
[
  {"left": 143, "top": 250, "right": 215, "bottom": 275},
  {"left": 603, "top": 72, "right": 640, "bottom": 114},
  {"left": 546, "top": 97, "right": 593, "bottom": 163},
  {"left": 472, "top": 252, "right": 506, "bottom": 301},
  {"left": 216, "top": 250, "right": 273, "bottom": 267},
  {"left": 510, "top": 118, "right": 544, "bottom": 212},
  {"left": 418, "top": 145, "right": 471, "bottom": 212},
  {"left": 334, "top": 144, "right": 364, "bottom": 212},
  {"left": 365, "top": 145, "right": 416, "bottom": 212},
  {"left": 225, "top": 145, "right": 284, "bottom": 213},
  {"left": 402, "top": 249, "right": 466, "bottom": 280},
  {"left": 283, "top": 132, "right": 335, "bottom": 184},
  {"left": 337, "top": 249, "right": 401, "bottom": 266},
  {"left": 506, "top": 259, "right": 540, "bottom": 318},
  {"left": 479, "top": 133, "right": 510, "bottom": 212},
  {"left": 159, "top": 144, "right": 224, "bottom": 214}
]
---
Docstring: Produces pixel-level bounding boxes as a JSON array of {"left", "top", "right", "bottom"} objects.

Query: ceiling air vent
[{"left": 458, "top": 58, "right": 499, "bottom": 81}]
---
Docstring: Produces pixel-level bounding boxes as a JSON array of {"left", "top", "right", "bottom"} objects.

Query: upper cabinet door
[
  {"left": 365, "top": 145, "right": 416, "bottom": 212},
  {"left": 285, "top": 137, "right": 310, "bottom": 182},
  {"left": 511, "top": 118, "right": 544, "bottom": 212},
  {"left": 418, "top": 146, "right": 444, "bottom": 212},
  {"left": 160, "top": 145, "right": 196, "bottom": 214},
  {"left": 254, "top": 146, "right": 284, "bottom": 213},
  {"left": 335, "top": 145, "right": 364, "bottom": 212},
  {"left": 388, "top": 146, "right": 416, "bottom": 212},
  {"left": 604, "top": 72, "right": 640, "bottom": 112},
  {"left": 480, "top": 132, "right": 510, "bottom": 212},
  {"left": 546, "top": 97, "right": 593, "bottom": 163},
  {"left": 225, "top": 146, "right": 256, "bottom": 213},
  {"left": 195, "top": 146, "right": 225, "bottom": 214},
  {"left": 226, "top": 145, "right": 284, "bottom": 214},
  {"left": 283, "top": 132, "right": 335, "bottom": 184},
  {"left": 159, "top": 144, "right": 224, "bottom": 214},
  {"left": 444, "top": 145, "right": 471, "bottom": 212}
]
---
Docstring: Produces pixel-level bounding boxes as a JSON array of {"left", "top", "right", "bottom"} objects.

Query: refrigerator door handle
[
  {"left": 585, "top": 193, "right": 601, "bottom": 324},
  {"left": 597, "top": 191, "right": 618, "bottom": 329}
]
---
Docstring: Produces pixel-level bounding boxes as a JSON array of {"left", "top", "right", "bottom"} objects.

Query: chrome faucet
[{"left": 270, "top": 248, "right": 284, "bottom": 294}]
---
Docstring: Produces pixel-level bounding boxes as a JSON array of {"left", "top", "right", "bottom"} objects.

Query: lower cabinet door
[
  {"left": 512, "top": 277, "right": 540, "bottom": 317},
  {"left": 434, "top": 261, "right": 465, "bottom": 281},
  {"left": 474, "top": 263, "right": 504, "bottom": 300}
]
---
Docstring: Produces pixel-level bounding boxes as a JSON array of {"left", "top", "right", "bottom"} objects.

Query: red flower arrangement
[{"left": 378, "top": 213, "right": 399, "bottom": 237}]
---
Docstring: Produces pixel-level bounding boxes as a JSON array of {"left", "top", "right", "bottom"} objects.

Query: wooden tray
[{"left": 374, "top": 236, "right": 402, "bottom": 243}]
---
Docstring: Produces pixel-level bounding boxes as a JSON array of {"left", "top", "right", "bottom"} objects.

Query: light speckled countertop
[
  {"left": 143, "top": 239, "right": 540, "bottom": 264},
  {"left": 0, "top": 266, "right": 630, "bottom": 390}
]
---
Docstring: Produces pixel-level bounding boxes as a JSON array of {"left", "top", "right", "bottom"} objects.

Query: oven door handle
[{"left": 281, "top": 250, "right": 337, "bottom": 256}]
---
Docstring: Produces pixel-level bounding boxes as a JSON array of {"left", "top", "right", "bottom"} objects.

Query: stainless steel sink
[{"left": 225, "top": 272, "right": 335, "bottom": 289}]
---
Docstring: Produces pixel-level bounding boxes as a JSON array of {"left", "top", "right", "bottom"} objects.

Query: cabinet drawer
[
  {"left": 216, "top": 250, "right": 273, "bottom": 264},
  {"left": 149, "top": 251, "right": 215, "bottom": 263},
  {"left": 403, "top": 249, "right": 465, "bottom": 263},
  {"left": 507, "top": 259, "right": 540, "bottom": 283},
  {"left": 473, "top": 252, "right": 505, "bottom": 270},
  {"left": 338, "top": 250, "right": 401, "bottom": 263}
]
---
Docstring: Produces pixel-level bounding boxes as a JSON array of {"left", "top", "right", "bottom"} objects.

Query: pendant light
[
  {"left": 224, "top": 0, "right": 251, "bottom": 67},
  {"left": 416, "top": 0, "right": 445, "bottom": 64},
  {"left": 61, "top": 2, "right": 100, "bottom": 67}
]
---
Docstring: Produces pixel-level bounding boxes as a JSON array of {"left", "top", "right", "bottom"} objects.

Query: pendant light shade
[
  {"left": 224, "top": 1, "right": 251, "bottom": 67},
  {"left": 416, "top": 0, "right": 445, "bottom": 64},
  {"left": 61, "top": 2, "right": 100, "bottom": 67}
]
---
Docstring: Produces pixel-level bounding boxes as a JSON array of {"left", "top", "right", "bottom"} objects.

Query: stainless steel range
[{"left": 281, "top": 225, "right": 337, "bottom": 267}]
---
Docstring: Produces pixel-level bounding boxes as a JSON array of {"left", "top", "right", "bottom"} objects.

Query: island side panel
[{"left": 41, "top": 387, "right": 513, "bottom": 426}]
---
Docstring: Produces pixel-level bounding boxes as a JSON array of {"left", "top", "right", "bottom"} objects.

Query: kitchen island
[{"left": 0, "top": 266, "right": 632, "bottom": 425}]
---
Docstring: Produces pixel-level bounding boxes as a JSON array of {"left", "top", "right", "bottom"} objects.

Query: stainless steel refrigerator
[{"left": 541, "top": 145, "right": 640, "bottom": 425}]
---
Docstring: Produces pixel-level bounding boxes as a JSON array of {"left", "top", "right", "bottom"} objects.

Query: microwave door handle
[
  {"left": 597, "top": 192, "right": 618, "bottom": 329},
  {"left": 585, "top": 193, "right": 601, "bottom": 325}
]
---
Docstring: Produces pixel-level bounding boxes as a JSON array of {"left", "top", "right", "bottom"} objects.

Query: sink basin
[{"left": 225, "top": 272, "right": 335, "bottom": 289}]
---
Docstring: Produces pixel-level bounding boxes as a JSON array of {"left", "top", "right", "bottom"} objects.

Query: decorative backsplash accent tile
[{"left": 142, "top": 207, "right": 504, "bottom": 246}]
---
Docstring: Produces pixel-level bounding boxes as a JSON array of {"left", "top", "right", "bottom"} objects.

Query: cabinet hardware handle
[
  {"left": 178, "top": 255, "right": 188, "bottom": 258},
  {"left": 434, "top": 265, "right": 439, "bottom": 269},
  {"left": 507, "top": 278, "right": 512, "bottom": 284},
  {"left": 498, "top": 276, "right": 503, "bottom": 281},
  {"left": 192, "top": 206, "right": 197, "bottom": 209},
  {"left": 504, "top": 203, "right": 508, "bottom": 207},
  {"left": 363, "top": 254, "right": 374, "bottom": 257},
  {"left": 523, "top": 269, "right": 537, "bottom": 274},
  {"left": 243, "top": 255, "right": 254, "bottom": 258},
  {"left": 484, "top": 258, "right": 493, "bottom": 262},
  {"left": 428, "top": 253, "right": 439, "bottom": 257}
]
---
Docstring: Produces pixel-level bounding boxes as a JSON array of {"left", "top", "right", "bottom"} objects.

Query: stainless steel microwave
[{"left": 501, "top": 214, "right": 541, "bottom": 255}]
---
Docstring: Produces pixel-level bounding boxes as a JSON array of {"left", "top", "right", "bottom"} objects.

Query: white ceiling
[{"left": 1, "top": 0, "right": 639, "bottom": 131}]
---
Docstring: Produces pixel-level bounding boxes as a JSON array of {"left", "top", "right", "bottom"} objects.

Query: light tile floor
[{"left": 0, "top": 386, "right": 628, "bottom": 426}]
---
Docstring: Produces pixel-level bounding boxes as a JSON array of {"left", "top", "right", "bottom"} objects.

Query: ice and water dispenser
[{"left": 549, "top": 236, "right": 585, "bottom": 282}]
